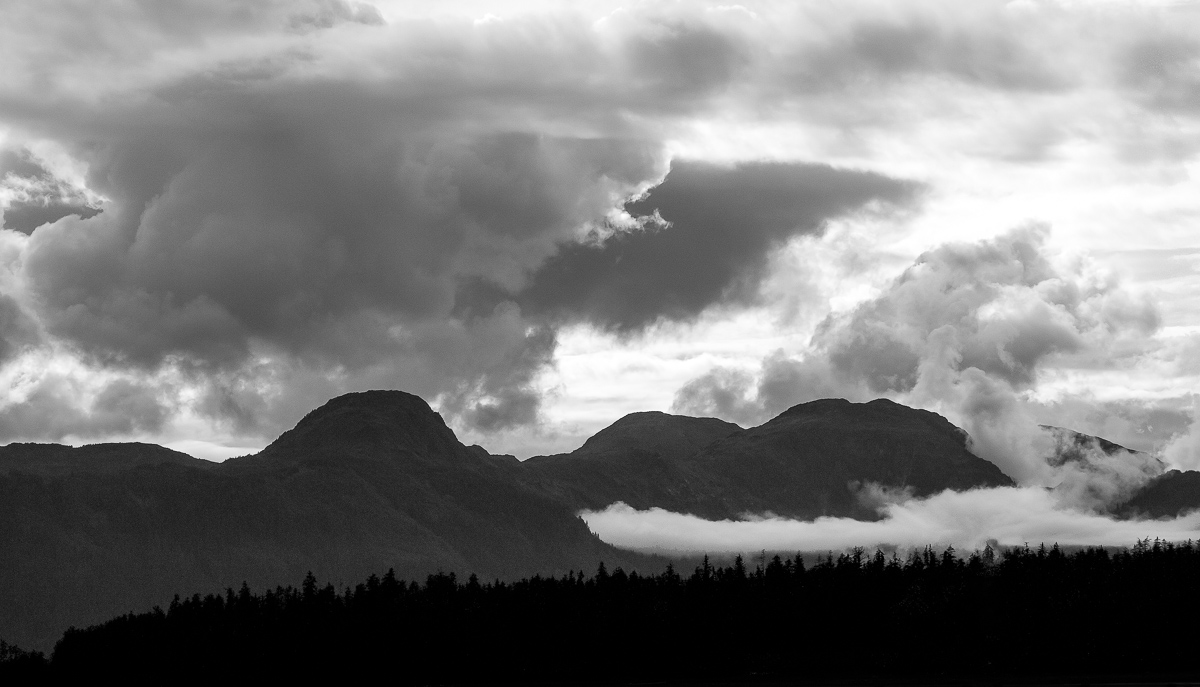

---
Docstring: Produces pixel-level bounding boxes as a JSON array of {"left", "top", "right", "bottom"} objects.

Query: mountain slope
[
  {"left": 521, "top": 411, "right": 742, "bottom": 515},
  {"left": 0, "top": 442, "right": 209, "bottom": 476},
  {"left": 523, "top": 398, "right": 1015, "bottom": 520},
  {"left": 0, "top": 391, "right": 650, "bottom": 653},
  {"left": 693, "top": 398, "right": 1015, "bottom": 519},
  {"left": 1118, "top": 470, "right": 1200, "bottom": 519}
]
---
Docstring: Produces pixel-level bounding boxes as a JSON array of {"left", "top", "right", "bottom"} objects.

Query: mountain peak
[
  {"left": 575, "top": 410, "right": 742, "bottom": 461},
  {"left": 773, "top": 397, "right": 964, "bottom": 441},
  {"left": 258, "top": 390, "right": 464, "bottom": 461}
]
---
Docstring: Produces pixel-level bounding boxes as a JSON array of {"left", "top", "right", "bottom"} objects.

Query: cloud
[
  {"left": 819, "top": 225, "right": 1158, "bottom": 391},
  {"left": 1160, "top": 402, "right": 1200, "bottom": 472},
  {"left": 783, "top": 7, "right": 1074, "bottom": 95},
  {"left": 0, "top": 7, "right": 681, "bottom": 441},
  {"left": 0, "top": 293, "right": 40, "bottom": 363},
  {"left": 0, "top": 148, "right": 99, "bottom": 235},
  {"left": 672, "top": 352, "right": 862, "bottom": 425},
  {"left": 0, "top": 374, "right": 170, "bottom": 440},
  {"left": 513, "top": 160, "right": 921, "bottom": 331},
  {"left": 0, "top": 13, "right": 922, "bottom": 441},
  {"left": 672, "top": 226, "right": 1163, "bottom": 487},
  {"left": 0, "top": 0, "right": 1197, "bottom": 449},
  {"left": 581, "top": 487, "right": 1200, "bottom": 555}
]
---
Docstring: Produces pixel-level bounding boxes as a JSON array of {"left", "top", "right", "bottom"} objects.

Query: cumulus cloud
[
  {"left": 582, "top": 487, "right": 1200, "bottom": 555},
  {"left": 673, "top": 226, "right": 1163, "bottom": 489}
]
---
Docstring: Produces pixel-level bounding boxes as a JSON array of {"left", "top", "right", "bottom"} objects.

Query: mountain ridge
[{"left": 3, "top": 390, "right": 1193, "bottom": 655}]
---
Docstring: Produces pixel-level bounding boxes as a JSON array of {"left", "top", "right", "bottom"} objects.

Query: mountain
[
  {"left": 9, "top": 392, "right": 1132, "bottom": 655},
  {"left": 0, "top": 391, "right": 650, "bottom": 652},
  {"left": 520, "top": 412, "right": 742, "bottom": 516},
  {"left": 1118, "top": 469, "right": 1200, "bottom": 519},
  {"left": 522, "top": 398, "right": 1015, "bottom": 520},
  {"left": 0, "top": 442, "right": 209, "bottom": 476},
  {"left": 692, "top": 398, "right": 1014, "bottom": 519},
  {"left": 1040, "top": 424, "right": 1160, "bottom": 468}
]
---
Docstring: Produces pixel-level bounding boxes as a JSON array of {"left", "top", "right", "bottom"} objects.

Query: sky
[{"left": 3, "top": 0, "right": 1200, "bottom": 482}]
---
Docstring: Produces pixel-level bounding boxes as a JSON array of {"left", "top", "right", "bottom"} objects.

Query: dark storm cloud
[
  {"left": 0, "top": 6, "right": 685, "bottom": 439},
  {"left": 21, "top": 125, "right": 655, "bottom": 370},
  {"left": 513, "top": 160, "right": 921, "bottom": 331}
]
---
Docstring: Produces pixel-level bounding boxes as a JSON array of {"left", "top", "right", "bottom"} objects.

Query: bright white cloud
[{"left": 582, "top": 487, "right": 1200, "bottom": 554}]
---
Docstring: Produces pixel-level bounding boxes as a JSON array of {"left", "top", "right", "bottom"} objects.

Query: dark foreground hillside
[{"left": 8, "top": 539, "right": 1200, "bottom": 684}]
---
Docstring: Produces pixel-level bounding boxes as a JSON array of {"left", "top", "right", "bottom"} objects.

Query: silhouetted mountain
[
  {"left": 694, "top": 398, "right": 1014, "bottom": 519},
  {"left": 254, "top": 390, "right": 470, "bottom": 462},
  {"left": 0, "top": 391, "right": 649, "bottom": 652},
  {"left": 11, "top": 391, "right": 1132, "bottom": 656},
  {"left": 0, "top": 442, "right": 209, "bottom": 476},
  {"left": 577, "top": 411, "right": 743, "bottom": 459},
  {"left": 1119, "top": 469, "right": 1200, "bottom": 519},
  {"left": 521, "top": 412, "right": 742, "bottom": 515},
  {"left": 523, "top": 398, "right": 1015, "bottom": 520}
]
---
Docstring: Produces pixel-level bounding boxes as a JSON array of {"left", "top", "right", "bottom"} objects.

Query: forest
[{"left": 3, "top": 539, "right": 1199, "bottom": 683}]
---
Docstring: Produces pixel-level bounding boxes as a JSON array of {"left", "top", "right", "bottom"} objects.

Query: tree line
[{"left": 5, "top": 538, "right": 1200, "bottom": 682}]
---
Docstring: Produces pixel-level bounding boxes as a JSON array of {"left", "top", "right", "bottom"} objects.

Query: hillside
[
  {"left": 5, "top": 390, "right": 1174, "bottom": 656},
  {"left": 0, "top": 442, "right": 209, "bottom": 476},
  {"left": 1118, "top": 469, "right": 1200, "bottom": 518},
  {"left": 522, "top": 398, "right": 1015, "bottom": 520},
  {"left": 0, "top": 391, "right": 650, "bottom": 652}
]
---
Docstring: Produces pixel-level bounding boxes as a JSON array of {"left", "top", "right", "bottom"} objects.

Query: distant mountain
[
  {"left": 0, "top": 442, "right": 208, "bottom": 476},
  {"left": 522, "top": 398, "right": 1015, "bottom": 520},
  {"left": 521, "top": 412, "right": 742, "bottom": 516},
  {"left": 1118, "top": 470, "right": 1200, "bottom": 519},
  {"left": 693, "top": 398, "right": 1015, "bottom": 519},
  {"left": 1037, "top": 424, "right": 1183, "bottom": 515},
  {"left": 1040, "top": 424, "right": 1160, "bottom": 468}
]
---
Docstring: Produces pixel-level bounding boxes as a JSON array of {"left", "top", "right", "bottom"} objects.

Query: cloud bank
[{"left": 582, "top": 487, "right": 1200, "bottom": 555}]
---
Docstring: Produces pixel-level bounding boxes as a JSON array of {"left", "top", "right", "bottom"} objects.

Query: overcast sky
[{"left": 2, "top": 0, "right": 1200, "bottom": 468}]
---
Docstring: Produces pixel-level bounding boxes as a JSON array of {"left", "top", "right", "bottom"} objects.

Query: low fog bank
[
  {"left": 580, "top": 486, "right": 1200, "bottom": 555},
  {"left": 580, "top": 420, "right": 1185, "bottom": 555}
]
